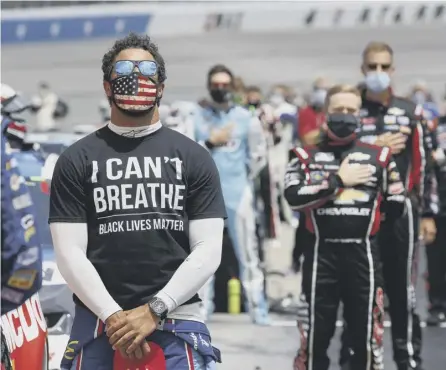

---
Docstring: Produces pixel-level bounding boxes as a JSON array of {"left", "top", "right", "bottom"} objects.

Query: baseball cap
[{"left": 113, "top": 342, "right": 166, "bottom": 370}]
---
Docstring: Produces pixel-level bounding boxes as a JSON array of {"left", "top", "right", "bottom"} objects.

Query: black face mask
[
  {"left": 326, "top": 113, "right": 359, "bottom": 142},
  {"left": 209, "top": 88, "right": 232, "bottom": 104},
  {"left": 248, "top": 101, "right": 261, "bottom": 109}
]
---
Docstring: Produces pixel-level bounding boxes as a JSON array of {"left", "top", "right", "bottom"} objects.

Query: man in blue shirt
[{"left": 195, "top": 65, "right": 270, "bottom": 324}]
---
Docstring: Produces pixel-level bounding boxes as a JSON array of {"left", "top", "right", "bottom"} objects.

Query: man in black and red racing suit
[
  {"left": 350, "top": 93, "right": 437, "bottom": 370},
  {"left": 284, "top": 88, "right": 406, "bottom": 370},
  {"left": 425, "top": 114, "right": 446, "bottom": 326},
  {"left": 338, "top": 41, "right": 438, "bottom": 370}
]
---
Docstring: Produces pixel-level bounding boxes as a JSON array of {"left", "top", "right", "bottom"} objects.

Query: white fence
[{"left": 2, "top": 1, "right": 445, "bottom": 44}]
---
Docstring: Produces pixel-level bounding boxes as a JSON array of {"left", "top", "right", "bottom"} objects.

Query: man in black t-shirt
[{"left": 49, "top": 33, "right": 226, "bottom": 370}]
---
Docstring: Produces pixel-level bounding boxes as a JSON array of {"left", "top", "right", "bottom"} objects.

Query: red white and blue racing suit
[
  {"left": 61, "top": 305, "right": 220, "bottom": 370},
  {"left": 1, "top": 116, "right": 43, "bottom": 370},
  {"left": 1, "top": 116, "right": 43, "bottom": 314}
]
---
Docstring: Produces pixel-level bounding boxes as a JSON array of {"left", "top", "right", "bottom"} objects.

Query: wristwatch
[{"left": 148, "top": 297, "right": 168, "bottom": 320}]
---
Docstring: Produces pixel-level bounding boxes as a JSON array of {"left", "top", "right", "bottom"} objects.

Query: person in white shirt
[{"left": 31, "top": 82, "right": 59, "bottom": 132}]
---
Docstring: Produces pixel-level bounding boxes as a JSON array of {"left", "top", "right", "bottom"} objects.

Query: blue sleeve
[
  {"left": 194, "top": 108, "right": 211, "bottom": 145},
  {"left": 247, "top": 115, "right": 267, "bottom": 179},
  {"left": 185, "top": 144, "right": 227, "bottom": 220},
  {"left": 1, "top": 134, "right": 42, "bottom": 314},
  {"left": 293, "top": 111, "right": 300, "bottom": 141}
]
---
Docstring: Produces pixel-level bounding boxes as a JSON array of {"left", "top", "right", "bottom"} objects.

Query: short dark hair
[
  {"left": 38, "top": 82, "right": 49, "bottom": 89},
  {"left": 246, "top": 85, "right": 262, "bottom": 94},
  {"left": 207, "top": 64, "right": 233, "bottom": 86},
  {"left": 101, "top": 32, "right": 166, "bottom": 82},
  {"left": 325, "top": 84, "right": 361, "bottom": 110},
  {"left": 362, "top": 41, "right": 394, "bottom": 60}
]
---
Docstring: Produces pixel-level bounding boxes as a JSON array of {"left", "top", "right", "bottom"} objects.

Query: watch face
[{"left": 152, "top": 299, "right": 167, "bottom": 314}]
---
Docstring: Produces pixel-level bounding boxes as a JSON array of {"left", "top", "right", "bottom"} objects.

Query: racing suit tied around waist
[{"left": 61, "top": 305, "right": 221, "bottom": 370}]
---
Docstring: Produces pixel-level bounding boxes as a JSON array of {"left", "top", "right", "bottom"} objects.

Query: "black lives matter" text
[{"left": 99, "top": 218, "right": 184, "bottom": 235}]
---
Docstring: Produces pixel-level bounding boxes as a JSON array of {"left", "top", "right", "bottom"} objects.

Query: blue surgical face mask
[
  {"left": 411, "top": 91, "right": 427, "bottom": 105},
  {"left": 269, "top": 93, "right": 285, "bottom": 107},
  {"left": 365, "top": 71, "right": 391, "bottom": 93}
]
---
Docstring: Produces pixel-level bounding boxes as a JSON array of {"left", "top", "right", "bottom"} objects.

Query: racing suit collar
[
  {"left": 321, "top": 134, "right": 355, "bottom": 151},
  {"left": 107, "top": 120, "right": 162, "bottom": 137},
  {"left": 209, "top": 101, "right": 235, "bottom": 114}
]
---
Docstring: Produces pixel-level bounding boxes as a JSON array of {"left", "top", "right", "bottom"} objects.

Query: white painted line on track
[{"left": 270, "top": 320, "right": 446, "bottom": 328}]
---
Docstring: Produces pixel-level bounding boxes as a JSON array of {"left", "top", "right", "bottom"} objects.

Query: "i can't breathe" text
[{"left": 91, "top": 156, "right": 186, "bottom": 214}]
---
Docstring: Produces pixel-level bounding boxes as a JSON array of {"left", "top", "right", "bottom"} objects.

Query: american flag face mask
[{"left": 111, "top": 73, "right": 159, "bottom": 113}]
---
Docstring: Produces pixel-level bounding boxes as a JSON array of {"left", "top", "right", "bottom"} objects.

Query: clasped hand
[
  {"left": 105, "top": 305, "right": 158, "bottom": 360},
  {"left": 376, "top": 132, "right": 408, "bottom": 154},
  {"left": 337, "top": 156, "right": 373, "bottom": 187},
  {"left": 209, "top": 123, "right": 234, "bottom": 146}
]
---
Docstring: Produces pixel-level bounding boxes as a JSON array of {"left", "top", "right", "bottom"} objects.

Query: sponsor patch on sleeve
[
  {"left": 295, "top": 147, "right": 309, "bottom": 160},
  {"left": 12, "top": 193, "right": 33, "bottom": 210},
  {"left": 309, "top": 171, "right": 327, "bottom": 182},
  {"left": 388, "top": 107, "right": 405, "bottom": 116},
  {"left": 389, "top": 170, "right": 401, "bottom": 181},
  {"left": 297, "top": 182, "right": 328, "bottom": 195},
  {"left": 9, "top": 174, "right": 23, "bottom": 192},
  {"left": 414, "top": 104, "right": 423, "bottom": 117},
  {"left": 378, "top": 147, "right": 390, "bottom": 163},
  {"left": 7, "top": 269, "right": 38, "bottom": 290},
  {"left": 0, "top": 287, "right": 25, "bottom": 304},
  {"left": 348, "top": 152, "right": 370, "bottom": 161},
  {"left": 315, "top": 152, "right": 335, "bottom": 162},
  {"left": 388, "top": 181, "right": 404, "bottom": 195}
]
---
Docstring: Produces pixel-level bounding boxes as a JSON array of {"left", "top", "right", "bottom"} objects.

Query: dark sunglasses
[
  {"left": 209, "top": 82, "right": 232, "bottom": 89},
  {"left": 367, "top": 63, "right": 392, "bottom": 71},
  {"left": 113, "top": 60, "right": 158, "bottom": 77}
]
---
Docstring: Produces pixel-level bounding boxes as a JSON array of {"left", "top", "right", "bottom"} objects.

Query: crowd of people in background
[
  {"left": 15, "top": 53, "right": 446, "bottom": 330},
  {"left": 2, "top": 32, "right": 446, "bottom": 370},
  {"left": 154, "top": 45, "right": 446, "bottom": 370}
]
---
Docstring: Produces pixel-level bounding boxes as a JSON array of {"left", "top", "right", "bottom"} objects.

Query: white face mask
[
  {"left": 269, "top": 93, "right": 285, "bottom": 106},
  {"left": 310, "top": 89, "right": 327, "bottom": 107},
  {"left": 411, "top": 91, "right": 427, "bottom": 105},
  {"left": 364, "top": 71, "right": 391, "bottom": 93},
  {"left": 39, "top": 88, "right": 49, "bottom": 98}
]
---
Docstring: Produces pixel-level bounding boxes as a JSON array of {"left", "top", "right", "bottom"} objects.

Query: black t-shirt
[{"left": 48, "top": 126, "right": 226, "bottom": 310}]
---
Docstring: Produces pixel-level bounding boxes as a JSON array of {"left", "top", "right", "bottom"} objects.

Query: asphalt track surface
[
  {"left": 3, "top": 25, "right": 446, "bottom": 126},
  {"left": 3, "top": 25, "right": 446, "bottom": 369}
]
